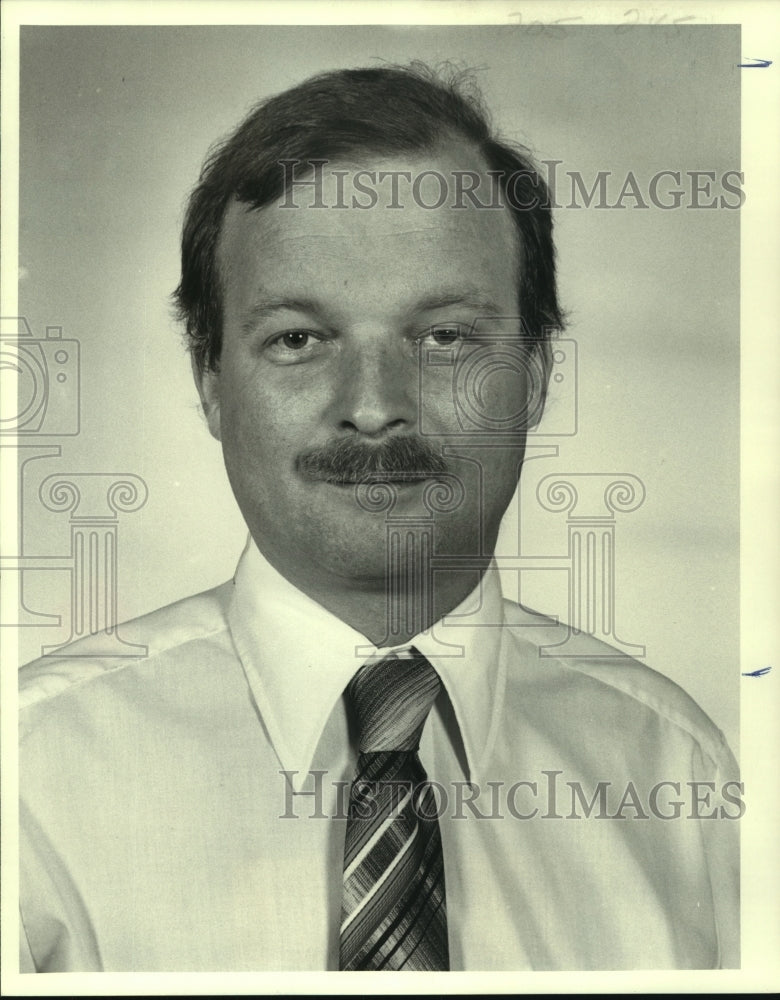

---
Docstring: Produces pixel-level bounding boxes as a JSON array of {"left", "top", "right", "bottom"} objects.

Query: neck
[
  {"left": 257, "top": 543, "right": 490, "bottom": 646},
  {"left": 312, "top": 567, "right": 490, "bottom": 647}
]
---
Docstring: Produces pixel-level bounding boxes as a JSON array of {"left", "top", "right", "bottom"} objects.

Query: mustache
[{"left": 296, "top": 436, "right": 448, "bottom": 484}]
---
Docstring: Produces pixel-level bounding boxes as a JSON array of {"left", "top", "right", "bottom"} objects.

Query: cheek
[
  {"left": 216, "top": 377, "right": 272, "bottom": 466},
  {"left": 476, "top": 367, "right": 531, "bottom": 428},
  {"left": 218, "top": 374, "right": 324, "bottom": 483},
  {"left": 434, "top": 352, "right": 531, "bottom": 434}
]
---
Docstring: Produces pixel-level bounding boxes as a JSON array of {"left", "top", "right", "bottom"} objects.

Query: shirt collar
[{"left": 227, "top": 537, "right": 506, "bottom": 791}]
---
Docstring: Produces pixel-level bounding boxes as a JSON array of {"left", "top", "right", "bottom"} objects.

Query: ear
[
  {"left": 528, "top": 339, "right": 553, "bottom": 430},
  {"left": 191, "top": 355, "right": 222, "bottom": 441}
]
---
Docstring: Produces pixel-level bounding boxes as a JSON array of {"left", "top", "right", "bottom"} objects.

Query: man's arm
[{"left": 695, "top": 740, "right": 741, "bottom": 967}]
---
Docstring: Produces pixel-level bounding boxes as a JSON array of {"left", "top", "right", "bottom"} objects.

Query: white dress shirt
[{"left": 19, "top": 537, "right": 739, "bottom": 971}]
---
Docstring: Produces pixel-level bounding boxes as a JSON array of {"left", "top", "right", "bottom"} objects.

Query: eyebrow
[
  {"left": 239, "top": 298, "right": 322, "bottom": 336},
  {"left": 238, "top": 287, "right": 508, "bottom": 336},
  {"left": 411, "top": 290, "right": 507, "bottom": 317}
]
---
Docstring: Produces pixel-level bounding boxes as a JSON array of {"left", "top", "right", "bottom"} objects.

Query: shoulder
[
  {"left": 500, "top": 599, "right": 736, "bottom": 772},
  {"left": 19, "top": 580, "right": 235, "bottom": 729}
]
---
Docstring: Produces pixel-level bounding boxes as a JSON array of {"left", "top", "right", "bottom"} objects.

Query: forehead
[{"left": 216, "top": 141, "right": 521, "bottom": 314}]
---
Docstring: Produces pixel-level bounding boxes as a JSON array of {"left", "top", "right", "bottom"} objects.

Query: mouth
[{"left": 319, "top": 471, "right": 439, "bottom": 486}]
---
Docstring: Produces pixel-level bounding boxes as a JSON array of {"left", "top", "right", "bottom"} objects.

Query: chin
[{"left": 326, "top": 547, "right": 396, "bottom": 587}]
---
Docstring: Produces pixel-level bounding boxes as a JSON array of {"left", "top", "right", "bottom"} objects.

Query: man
[{"left": 19, "top": 64, "right": 739, "bottom": 972}]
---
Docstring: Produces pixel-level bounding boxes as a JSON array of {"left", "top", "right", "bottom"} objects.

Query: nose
[{"left": 331, "top": 335, "right": 417, "bottom": 437}]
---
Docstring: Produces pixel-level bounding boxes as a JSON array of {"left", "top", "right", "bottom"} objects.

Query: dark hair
[{"left": 174, "top": 63, "right": 565, "bottom": 377}]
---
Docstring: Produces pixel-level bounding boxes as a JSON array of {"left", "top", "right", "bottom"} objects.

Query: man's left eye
[{"left": 425, "top": 325, "right": 468, "bottom": 346}]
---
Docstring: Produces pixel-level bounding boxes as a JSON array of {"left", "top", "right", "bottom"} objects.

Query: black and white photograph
[{"left": 1, "top": 0, "right": 778, "bottom": 993}]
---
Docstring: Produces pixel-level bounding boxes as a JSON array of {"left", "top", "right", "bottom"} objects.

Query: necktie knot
[{"left": 347, "top": 650, "right": 441, "bottom": 753}]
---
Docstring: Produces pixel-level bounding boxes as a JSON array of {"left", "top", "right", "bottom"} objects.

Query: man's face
[{"left": 197, "top": 142, "right": 538, "bottom": 597}]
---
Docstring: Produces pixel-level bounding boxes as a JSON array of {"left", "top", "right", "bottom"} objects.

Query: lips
[{"left": 318, "top": 470, "right": 440, "bottom": 485}]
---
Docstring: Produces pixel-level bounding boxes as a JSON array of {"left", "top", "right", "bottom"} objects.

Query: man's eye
[
  {"left": 426, "top": 325, "right": 468, "bottom": 346},
  {"left": 277, "top": 331, "right": 313, "bottom": 350}
]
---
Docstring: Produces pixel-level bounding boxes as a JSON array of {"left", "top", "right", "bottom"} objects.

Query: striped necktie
[{"left": 339, "top": 649, "right": 449, "bottom": 971}]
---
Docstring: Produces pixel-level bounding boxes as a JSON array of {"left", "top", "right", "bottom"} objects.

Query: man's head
[{"left": 174, "top": 64, "right": 564, "bottom": 620}]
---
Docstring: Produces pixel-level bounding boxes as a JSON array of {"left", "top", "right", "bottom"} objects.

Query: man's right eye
[
  {"left": 264, "top": 330, "right": 327, "bottom": 361},
  {"left": 276, "top": 331, "right": 313, "bottom": 350}
]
